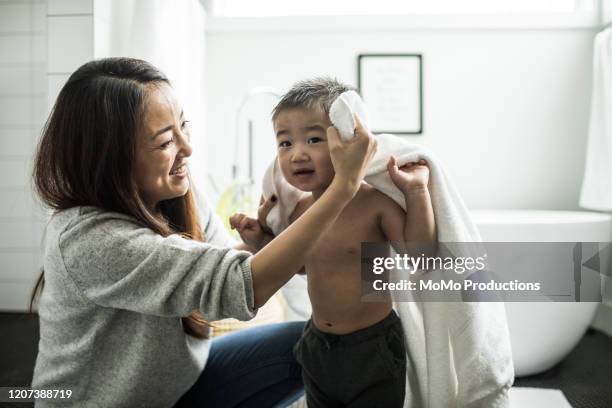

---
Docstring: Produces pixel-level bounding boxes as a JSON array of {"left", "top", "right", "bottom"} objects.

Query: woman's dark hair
[{"left": 30, "top": 57, "right": 210, "bottom": 338}]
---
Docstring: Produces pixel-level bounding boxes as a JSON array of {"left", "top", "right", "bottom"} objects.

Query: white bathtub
[{"left": 471, "top": 210, "right": 611, "bottom": 376}]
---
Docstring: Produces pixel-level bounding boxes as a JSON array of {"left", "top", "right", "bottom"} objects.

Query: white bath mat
[
  {"left": 509, "top": 387, "right": 572, "bottom": 408},
  {"left": 286, "top": 387, "right": 572, "bottom": 408}
]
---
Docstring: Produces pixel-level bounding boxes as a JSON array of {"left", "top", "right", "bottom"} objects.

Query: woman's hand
[
  {"left": 387, "top": 156, "right": 431, "bottom": 195},
  {"left": 326, "top": 115, "right": 377, "bottom": 197}
]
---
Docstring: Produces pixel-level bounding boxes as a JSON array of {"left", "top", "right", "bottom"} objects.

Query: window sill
[{"left": 206, "top": 12, "right": 600, "bottom": 33}]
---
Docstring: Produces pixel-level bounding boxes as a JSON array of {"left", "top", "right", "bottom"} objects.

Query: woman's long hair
[{"left": 30, "top": 57, "right": 210, "bottom": 338}]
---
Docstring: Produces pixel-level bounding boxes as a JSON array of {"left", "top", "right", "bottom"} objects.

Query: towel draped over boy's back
[{"left": 262, "top": 133, "right": 514, "bottom": 408}]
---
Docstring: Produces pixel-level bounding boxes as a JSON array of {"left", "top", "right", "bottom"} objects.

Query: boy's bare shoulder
[
  {"left": 356, "top": 183, "right": 402, "bottom": 210},
  {"left": 289, "top": 195, "right": 314, "bottom": 223}
]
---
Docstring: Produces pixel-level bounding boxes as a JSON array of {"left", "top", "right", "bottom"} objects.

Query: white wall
[
  {"left": 0, "top": 0, "right": 47, "bottom": 310},
  {"left": 205, "top": 25, "right": 595, "bottom": 211},
  {"left": 47, "top": 0, "right": 111, "bottom": 110},
  {"left": 0, "top": 0, "right": 208, "bottom": 311},
  {"left": 0, "top": 8, "right": 602, "bottom": 310},
  {"left": 0, "top": 0, "right": 106, "bottom": 311}
]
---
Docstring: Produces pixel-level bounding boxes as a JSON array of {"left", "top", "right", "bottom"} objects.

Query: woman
[{"left": 30, "top": 58, "right": 376, "bottom": 407}]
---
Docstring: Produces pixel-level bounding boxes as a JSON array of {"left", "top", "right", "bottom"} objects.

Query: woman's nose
[{"left": 177, "top": 131, "right": 192, "bottom": 157}]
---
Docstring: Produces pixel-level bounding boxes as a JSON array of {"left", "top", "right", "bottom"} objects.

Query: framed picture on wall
[{"left": 357, "top": 54, "right": 423, "bottom": 134}]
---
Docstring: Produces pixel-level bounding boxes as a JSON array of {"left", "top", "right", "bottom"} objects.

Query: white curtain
[
  {"left": 580, "top": 26, "right": 612, "bottom": 303},
  {"left": 580, "top": 28, "right": 612, "bottom": 211},
  {"left": 104, "top": 0, "right": 208, "bottom": 193}
]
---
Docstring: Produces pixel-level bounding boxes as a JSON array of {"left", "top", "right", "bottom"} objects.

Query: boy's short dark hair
[{"left": 272, "top": 76, "right": 356, "bottom": 122}]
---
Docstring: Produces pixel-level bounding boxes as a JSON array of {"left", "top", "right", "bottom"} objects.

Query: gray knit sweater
[{"left": 31, "top": 200, "right": 256, "bottom": 407}]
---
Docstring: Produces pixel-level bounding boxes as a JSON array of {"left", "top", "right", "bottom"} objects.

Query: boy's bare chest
[{"left": 308, "top": 210, "right": 384, "bottom": 266}]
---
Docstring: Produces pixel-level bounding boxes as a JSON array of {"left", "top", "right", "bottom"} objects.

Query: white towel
[
  {"left": 580, "top": 28, "right": 612, "bottom": 210},
  {"left": 329, "top": 89, "right": 369, "bottom": 141},
  {"left": 263, "top": 92, "right": 514, "bottom": 408}
]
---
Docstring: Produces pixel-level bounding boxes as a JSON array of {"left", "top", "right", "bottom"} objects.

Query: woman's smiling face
[{"left": 133, "top": 83, "right": 192, "bottom": 214}]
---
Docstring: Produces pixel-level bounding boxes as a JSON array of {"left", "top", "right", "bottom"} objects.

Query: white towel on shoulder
[{"left": 263, "top": 92, "right": 514, "bottom": 408}]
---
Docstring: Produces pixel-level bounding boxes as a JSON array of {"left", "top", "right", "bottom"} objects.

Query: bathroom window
[{"left": 207, "top": 0, "right": 595, "bottom": 18}]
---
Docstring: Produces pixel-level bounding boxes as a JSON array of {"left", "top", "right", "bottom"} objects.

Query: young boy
[{"left": 230, "top": 78, "right": 436, "bottom": 407}]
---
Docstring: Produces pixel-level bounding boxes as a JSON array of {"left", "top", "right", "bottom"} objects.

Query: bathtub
[{"left": 471, "top": 210, "right": 611, "bottom": 376}]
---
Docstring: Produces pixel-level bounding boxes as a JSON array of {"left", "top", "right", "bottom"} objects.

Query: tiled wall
[
  {"left": 0, "top": 0, "right": 47, "bottom": 310},
  {"left": 47, "top": 0, "right": 97, "bottom": 112},
  {"left": 0, "top": 0, "right": 109, "bottom": 310}
]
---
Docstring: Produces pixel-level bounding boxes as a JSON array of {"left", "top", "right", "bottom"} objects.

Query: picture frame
[{"left": 357, "top": 54, "right": 423, "bottom": 135}]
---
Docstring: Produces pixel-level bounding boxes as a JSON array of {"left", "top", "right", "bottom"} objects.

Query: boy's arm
[
  {"left": 402, "top": 188, "right": 436, "bottom": 243},
  {"left": 381, "top": 157, "right": 437, "bottom": 246},
  {"left": 378, "top": 191, "right": 436, "bottom": 261},
  {"left": 233, "top": 234, "right": 274, "bottom": 253}
]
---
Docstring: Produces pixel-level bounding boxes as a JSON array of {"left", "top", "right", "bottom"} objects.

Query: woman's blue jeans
[{"left": 174, "top": 321, "right": 305, "bottom": 408}]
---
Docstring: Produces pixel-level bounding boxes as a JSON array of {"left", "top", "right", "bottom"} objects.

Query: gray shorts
[{"left": 293, "top": 310, "right": 406, "bottom": 408}]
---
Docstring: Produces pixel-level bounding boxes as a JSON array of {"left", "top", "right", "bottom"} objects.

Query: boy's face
[{"left": 274, "top": 107, "right": 335, "bottom": 193}]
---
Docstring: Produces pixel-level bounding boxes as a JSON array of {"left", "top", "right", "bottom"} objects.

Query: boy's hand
[
  {"left": 230, "top": 213, "right": 271, "bottom": 251},
  {"left": 387, "top": 155, "right": 430, "bottom": 195},
  {"left": 257, "top": 194, "right": 277, "bottom": 235},
  {"left": 230, "top": 194, "right": 277, "bottom": 252}
]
